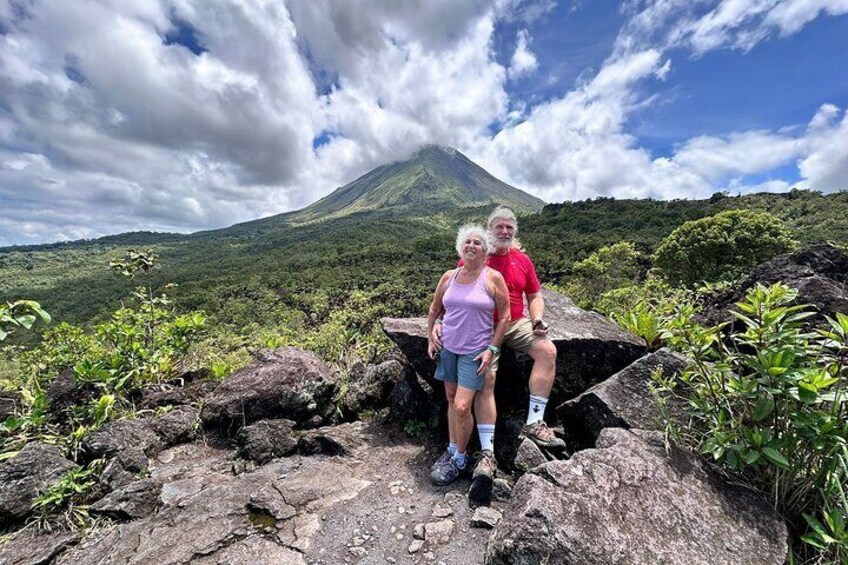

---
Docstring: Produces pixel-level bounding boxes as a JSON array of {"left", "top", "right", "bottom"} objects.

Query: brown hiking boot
[
  {"left": 469, "top": 450, "right": 497, "bottom": 508},
  {"left": 522, "top": 421, "right": 567, "bottom": 450},
  {"left": 472, "top": 450, "right": 497, "bottom": 480}
]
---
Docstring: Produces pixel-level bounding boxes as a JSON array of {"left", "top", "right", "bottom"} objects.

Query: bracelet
[{"left": 487, "top": 344, "right": 500, "bottom": 353}]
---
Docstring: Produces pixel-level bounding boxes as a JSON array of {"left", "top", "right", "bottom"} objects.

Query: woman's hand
[
  {"left": 430, "top": 323, "right": 443, "bottom": 350},
  {"left": 474, "top": 349, "right": 493, "bottom": 375},
  {"left": 428, "top": 338, "right": 441, "bottom": 360}
]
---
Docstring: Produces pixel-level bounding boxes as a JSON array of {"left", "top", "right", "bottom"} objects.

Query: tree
[
  {"left": 654, "top": 209, "right": 796, "bottom": 287},
  {"left": 567, "top": 241, "right": 642, "bottom": 307},
  {"left": 0, "top": 300, "right": 50, "bottom": 341}
]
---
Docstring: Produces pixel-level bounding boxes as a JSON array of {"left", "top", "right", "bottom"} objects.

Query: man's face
[{"left": 490, "top": 218, "right": 516, "bottom": 250}]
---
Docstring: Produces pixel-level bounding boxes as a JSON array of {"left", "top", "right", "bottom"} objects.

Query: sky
[{"left": 1, "top": 0, "right": 847, "bottom": 246}]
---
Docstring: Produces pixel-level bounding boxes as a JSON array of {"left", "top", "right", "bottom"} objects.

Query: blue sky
[{"left": 0, "top": 0, "right": 847, "bottom": 246}]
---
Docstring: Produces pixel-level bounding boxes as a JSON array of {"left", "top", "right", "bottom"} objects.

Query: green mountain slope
[{"left": 286, "top": 145, "right": 545, "bottom": 223}]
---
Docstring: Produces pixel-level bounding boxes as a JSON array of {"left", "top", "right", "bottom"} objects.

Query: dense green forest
[{"left": 2, "top": 189, "right": 847, "bottom": 335}]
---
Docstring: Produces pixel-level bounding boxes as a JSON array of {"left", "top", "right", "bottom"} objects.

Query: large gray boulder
[
  {"left": 83, "top": 418, "right": 163, "bottom": 460},
  {"left": 486, "top": 428, "right": 788, "bottom": 565},
  {"left": 558, "top": 348, "right": 690, "bottom": 449},
  {"left": 381, "top": 288, "right": 646, "bottom": 409},
  {"left": 0, "top": 442, "right": 75, "bottom": 524},
  {"left": 0, "top": 531, "right": 80, "bottom": 565},
  {"left": 702, "top": 244, "right": 848, "bottom": 327},
  {"left": 237, "top": 419, "right": 298, "bottom": 464},
  {"left": 200, "top": 348, "right": 338, "bottom": 433},
  {"left": 342, "top": 359, "right": 406, "bottom": 417}
]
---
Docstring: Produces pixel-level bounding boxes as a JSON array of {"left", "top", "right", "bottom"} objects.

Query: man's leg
[
  {"left": 473, "top": 370, "right": 497, "bottom": 449},
  {"left": 527, "top": 338, "right": 557, "bottom": 423}
]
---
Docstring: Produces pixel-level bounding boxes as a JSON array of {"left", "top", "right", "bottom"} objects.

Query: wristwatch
[{"left": 487, "top": 344, "right": 500, "bottom": 353}]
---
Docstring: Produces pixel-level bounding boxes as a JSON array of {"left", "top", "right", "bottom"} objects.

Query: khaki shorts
[{"left": 489, "top": 318, "right": 549, "bottom": 373}]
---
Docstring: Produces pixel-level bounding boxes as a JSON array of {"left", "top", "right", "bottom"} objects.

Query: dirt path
[{"left": 305, "top": 425, "right": 497, "bottom": 565}]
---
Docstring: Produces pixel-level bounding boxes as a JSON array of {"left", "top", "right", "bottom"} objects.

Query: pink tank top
[{"left": 441, "top": 267, "right": 495, "bottom": 355}]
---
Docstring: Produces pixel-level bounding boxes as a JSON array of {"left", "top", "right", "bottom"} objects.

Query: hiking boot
[
  {"left": 430, "top": 456, "right": 467, "bottom": 486},
  {"left": 521, "top": 421, "right": 567, "bottom": 450},
  {"left": 472, "top": 450, "right": 497, "bottom": 481},
  {"left": 468, "top": 450, "right": 497, "bottom": 508},
  {"left": 431, "top": 449, "right": 452, "bottom": 472}
]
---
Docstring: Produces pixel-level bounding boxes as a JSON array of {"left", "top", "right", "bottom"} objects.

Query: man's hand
[
  {"left": 474, "top": 349, "right": 493, "bottom": 375},
  {"left": 532, "top": 318, "right": 549, "bottom": 337}
]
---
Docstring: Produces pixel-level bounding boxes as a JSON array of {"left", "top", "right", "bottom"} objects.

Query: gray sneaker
[
  {"left": 431, "top": 449, "right": 452, "bottom": 472},
  {"left": 522, "top": 421, "right": 567, "bottom": 450},
  {"left": 430, "top": 456, "right": 467, "bottom": 486}
]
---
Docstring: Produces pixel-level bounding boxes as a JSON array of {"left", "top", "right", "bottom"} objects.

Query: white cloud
[
  {"left": 0, "top": 0, "right": 846, "bottom": 246},
  {"left": 508, "top": 29, "right": 538, "bottom": 80}
]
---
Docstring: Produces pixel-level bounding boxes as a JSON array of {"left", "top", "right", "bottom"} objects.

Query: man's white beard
[{"left": 492, "top": 235, "right": 513, "bottom": 251}]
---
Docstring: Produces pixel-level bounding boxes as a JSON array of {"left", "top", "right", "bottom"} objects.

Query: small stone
[
  {"left": 424, "top": 520, "right": 454, "bottom": 545},
  {"left": 399, "top": 524, "right": 406, "bottom": 530},
  {"left": 396, "top": 533, "right": 404, "bottom": 540},
  {"left": 351, "top": 537, "right": 365, "bottom": 546},
  {"left": 390, "top": 526, "right": 397, "bottom": 533},
  {"left": 349, "top": 546, "right": 367, "bottom": 557},
  {"left": 413, "top": 523, "right": 426, "bottom": 540},
  {"left": 408, "top": 539, "right": 425, "bottom": 554},
  {"left": 470, "top": 506, "right": 502, "bottom": 529},
  {"left": 492, "top": 478, "right": 512, "bottom": 502},
  {"left": 424, "top": 551, "right": 435, "bottom": 560},
  {"left": 386, "top": 558, "right": 396, "bottom": 564},
  {"left": 398, "top": 506, "right": 405, "bottom": 514},
  {"left": 443, "top": 492, "right": 464, "bottom": 505},
  {"left": 431, "top": 503, "right": 453, "bottom": 518}
]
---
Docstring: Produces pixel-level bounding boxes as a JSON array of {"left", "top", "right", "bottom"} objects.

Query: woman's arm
[{"left": 427, "top": 270, "right": 453, "bottom": 359}]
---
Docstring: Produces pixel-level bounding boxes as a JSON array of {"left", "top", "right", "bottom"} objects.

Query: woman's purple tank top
[{"left": 441, "top": 267, "right": 495, "bottom": 355}]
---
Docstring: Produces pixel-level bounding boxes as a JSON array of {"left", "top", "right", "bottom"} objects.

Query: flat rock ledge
[{"left": 486, "top": 427, "right": 788, "bottom": 565}]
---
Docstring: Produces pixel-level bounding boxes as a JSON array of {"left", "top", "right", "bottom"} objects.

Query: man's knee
[{"left": 531, "top": 339, "right": 557, "bottom": 364}]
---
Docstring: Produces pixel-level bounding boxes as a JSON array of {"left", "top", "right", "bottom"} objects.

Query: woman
[{"left": 427, "top": 224, "right": 510, "bottom": 485}]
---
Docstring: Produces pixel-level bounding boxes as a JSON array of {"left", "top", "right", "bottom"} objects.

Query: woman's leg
[
  {"left": 444, "top": 381, "right": 458, "bottom": 446},
  {"left": 453, "top": 386, "right": 477, "bottom": 458}
]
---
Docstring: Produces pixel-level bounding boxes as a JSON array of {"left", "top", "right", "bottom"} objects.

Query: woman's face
[{"left": 462, "top": 234, "right": 486, "bottom": 261}]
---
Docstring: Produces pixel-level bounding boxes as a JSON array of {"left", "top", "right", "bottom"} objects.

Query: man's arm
[{"left": 526, "top": 291, "right": 548, "bottom": 335}]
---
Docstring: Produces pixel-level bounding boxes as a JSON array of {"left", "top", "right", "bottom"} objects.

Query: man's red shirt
[{"left": 458, "top": 248, "right": 541, "bottom": 323}]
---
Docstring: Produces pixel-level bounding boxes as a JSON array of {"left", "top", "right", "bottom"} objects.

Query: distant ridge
[{"left": 287, "top": 145, "right": 545, "bottom": 224}]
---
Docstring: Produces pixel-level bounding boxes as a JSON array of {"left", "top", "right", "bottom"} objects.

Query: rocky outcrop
[
  {"left": 89, "top": 478, "right": 161, "bottom": 520},
  {"left": 237, "top": 418, "right": 298, "bottom": 464},
  {"left": 0, "top": 531, "right": 80, "bottom": 565},
  {"left": 200, "top": 348, "right": 338, "bottom": 433},
  {"left": 342, "top": 359, "right": 406, "bottom": 417},
  {"left": 486, "top": 428, "right": 788, "bottom": 565},
  {"left": 703, "top": 244, "right": 848, "bottom": 326},
  {"left": 0, "top": 442, "right": 75, "bottom": 524},
  {"left": 151, "top": 405, "right": 198, "bottom": 446},
  {"left": 558, "top": 348, "right": 690, "bottom": 449},
  {"left": 297, "top": 421, "right": 367, "bottom": 456},
  {"left": 56, "top": 445, "right": 371, "bottom": 565},
  {"left": 83, "top": 418, "right": 163, "bottom": 460},
  {"left": 381, "top": 288, "right": 646, "bottom": 411}
]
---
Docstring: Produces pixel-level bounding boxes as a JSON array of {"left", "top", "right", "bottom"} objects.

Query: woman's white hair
[{"left": 455, "top": 223, "right": 489, "bottom": 257}]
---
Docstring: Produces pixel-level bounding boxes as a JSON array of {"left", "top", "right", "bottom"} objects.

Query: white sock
[
  {"left": 477, "top": 424, "right": 495, "bottom": 452},
  {"left": 453, "top": 451, "right": 467, "bottom": 468},
  {"left": 448, "top": 442, "right": 457, "bottom": 455},
  {"left": 526, "top": 395, "right": 548, "bottom": 425}
]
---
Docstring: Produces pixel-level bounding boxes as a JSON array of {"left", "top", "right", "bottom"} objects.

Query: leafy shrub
[
  {"left": 654, "top": 209, "right": 796, "bottom": 287},
  {"left": 0, "top": 300, "right": 50, "bottom": 342},
  {"left": 565, "top": 241, "right": 643, "bottom": 308},
  {"left": 652, "top": 283, "right": 848, "bottom": 562}
]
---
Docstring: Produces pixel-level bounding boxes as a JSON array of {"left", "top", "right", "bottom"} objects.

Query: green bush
[
  {"left": 652, "top": 283, "right": 848, "bottom": 562},
  {"left": 565, "top": 241, "right": 643, "bottom": 308},
  {"left": 654, "top": 209, "right": 796, "bottom": 287}
]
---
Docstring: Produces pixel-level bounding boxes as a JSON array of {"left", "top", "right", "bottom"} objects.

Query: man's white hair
[
  {"left": 487, "top": 205, "right": 518, "bottom": 231},
  {"left": 455, "top": 224, "right": 489, "bottom": 257}
]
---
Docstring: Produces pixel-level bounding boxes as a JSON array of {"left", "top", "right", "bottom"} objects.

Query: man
[{"left": 432, "top": 206, "right": 565, "bottom": 489}]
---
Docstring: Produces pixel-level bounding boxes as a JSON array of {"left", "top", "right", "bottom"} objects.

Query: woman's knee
[
  {"left": 454, "top": 397, "right": 472, "bottom": 417},
  {"left": 444, "top": 384, "right": 457, "bottom": 403}
]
